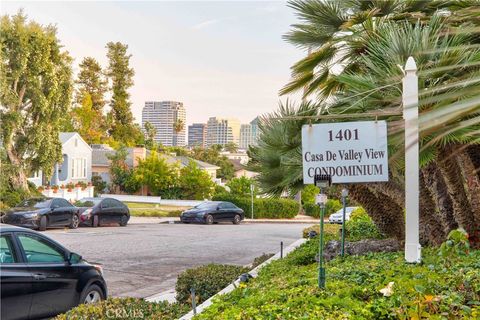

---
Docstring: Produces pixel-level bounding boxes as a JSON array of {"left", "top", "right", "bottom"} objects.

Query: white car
[{"left": 328, "top": 207, "right": 358, "bottom": 224}]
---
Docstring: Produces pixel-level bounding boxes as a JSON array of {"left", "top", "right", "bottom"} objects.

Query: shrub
[
  {"left": 226, "top": 176, "right": 256, "bottom": 197},
  {"left": 302, "top": 223, "right": 341, "bottom": 239},
  {"left": 345, "top": 207, "right": 383, "bottom": 242},
  {"left": 176, "top": 264, "right": 248, "bottom": 304},
  {"left": 301, "top": 184, "right": 320, "bottom": 205},
  {"left": 91, "top": 175, "right": 107, "bottom": 196},
  {"left": 54, "top": 297, "right": 188, "bottom": 320},
  {"left": 304, "top": 199, "right": 342, "bottom": 218},
  {"left": 212, "top": 194, "right": 299, "bottom": 219}
]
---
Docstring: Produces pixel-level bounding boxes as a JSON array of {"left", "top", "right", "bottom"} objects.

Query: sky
[{"left": 2, "top": 1, "right": 305, "bottom": 126}]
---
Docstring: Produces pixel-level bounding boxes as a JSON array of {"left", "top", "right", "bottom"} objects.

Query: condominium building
[
  {"left": 205, "top": 117, "right": 241, "bottom": 147},
  {"left": 142, "top": 101, "right": 186, "bottom": 146},
  {"left": 239, "top": 117, "right": 260, "bottom": 150},
  {"left": 188, "top": 123, "right": 206, "bottom": 147}
]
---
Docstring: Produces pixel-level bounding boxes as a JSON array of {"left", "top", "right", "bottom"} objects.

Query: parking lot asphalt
[{"left": 44, "top": 222, "right": 307, "bottom": 298}]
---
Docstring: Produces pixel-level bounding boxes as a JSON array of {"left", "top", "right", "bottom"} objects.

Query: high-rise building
[
  {"left": 250, "top": 117, "right": 260, "bottom": 145},
  {"left": 142, "top": 101, "right": 186, "bottom": 146},
  {"left": 239, "top": 117, "right": 260, "bottom": 150},
  {"left": 239, "top": 124, "right": 252, "bottom": 150},
  {"left": 188, "top": 123, "right": 206, "bottom": 147},
  {"left": 205, "top": 117, "right": 241, "bottom": 147}
]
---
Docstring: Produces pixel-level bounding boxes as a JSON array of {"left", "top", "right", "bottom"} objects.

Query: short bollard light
[
  {"left": 190, "top": 287, "right": 197, "bottom": 315},
  {"left": 239, "top": 273, "right": 252, "bottom": 283},
  {"left": 314, "top": 174, "right": 331, "bottom": 290}
]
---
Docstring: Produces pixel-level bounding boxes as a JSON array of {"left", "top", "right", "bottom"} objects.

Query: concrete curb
[
  {"left": 156, "top": 219, "right": 320, "bottom": 225},
  {"left": 178, "top": 238, "right": 307, "bottom": 320}
]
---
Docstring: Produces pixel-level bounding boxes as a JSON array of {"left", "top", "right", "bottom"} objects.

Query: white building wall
[{"left": 142, "top": 101, "right": 186, "bottom": 146}]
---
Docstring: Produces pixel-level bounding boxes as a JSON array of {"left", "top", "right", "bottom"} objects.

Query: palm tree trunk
[
  {"left": 422, "top": 164, "right": 458, "bottom": 234},
  {"left": 349, "top": 184, "right": 405, "bottom": 241},
  {"left": 438, "top": 145, "right": 476, "bottom": 235},
  {"left": 467, "top": 145, "right": 480, "bottom": 180},
  {"left": 457, "top": 149, "right": 480, "bottom": 231},
  {"left": 419, "top": 172, "right": 446, "bottom": 246}
]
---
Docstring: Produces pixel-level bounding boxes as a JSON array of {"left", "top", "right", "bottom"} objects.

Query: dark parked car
[
  {"left": 77, "top": 197, "right": 130, "bottom": 227},
  {"left": 180, "top": 201, "right": 244, "bottom": 225},
  {"left": 1, "top": 198, "right": 80, "bottom": 231},
  {"left": 0, "top": 224, "right": 107, "bottom": 320}
]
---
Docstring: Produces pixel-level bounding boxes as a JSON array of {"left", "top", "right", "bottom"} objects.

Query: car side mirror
[
  {"left": 66, "top": 252, "right": 82, "bottom": 265},
  {"left": 217, "top": 206, "right": 220, "bottom": 210}
]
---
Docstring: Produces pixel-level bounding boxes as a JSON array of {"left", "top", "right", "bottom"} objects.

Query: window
[
  {"left": 52, "top": 199, "right": 72, "bottom": 209},
  {"left": 71, "top": 158, "right": 87, "bottom": 178},
  {"left": 18, "top": 234, "right": 65, "bottom": 264},
  {"left": 0, "top": 235, "right": 16, "bottom": 264}
]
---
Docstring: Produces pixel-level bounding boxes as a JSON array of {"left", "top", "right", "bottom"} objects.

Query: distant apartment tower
[
  {"left": 142, "top": 101, "right": 186, "bottom": 146},
  {"left": 205, "top": 117, "right": 241, "bottom": 147},
  {"left": 188, "top": 123, "right": 206, "bottom": 147},
  {"left": 239, "top": 117, "right": 260, "bottom": 150}
]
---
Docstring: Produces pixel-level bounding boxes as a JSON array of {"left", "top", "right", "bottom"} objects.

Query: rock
[{"left": 323, "top": 239, "right": 401, "bottom": 261}]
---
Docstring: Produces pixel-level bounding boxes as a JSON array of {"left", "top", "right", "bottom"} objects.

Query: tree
[
  {"left": 178, "top": 161, "right": 215, "bottom": 200},
  {"left": 191, "top": 146, "right": 235, "bottom": 180},
  {"left": 224, "top": 142, "right": 238, "bottom": 153},
  {"left": 143, "top": 121, "right": 157, "bottom": 149},
  {"left": 133, "top": 151, "right": 179, "bottom": 196},
  {"left": 107, "top": 146, "right": 140, "bottom": 194},
  {"left": 0, "top": 11, "right": 73, "bottom": 192},
  {"left": 226, "top": 176, "right": 255, "bottom": 197},
  {"left": 76, "top": 57, "right": 108, "bottom": 112},
  {"left": 71, "top": 93, "right": 105, "bottom": 144},
  {"left": 251, "top": 2, "right": 480, "bottom": 245},
  {"left": 105, "top": 42, "right": 142, "bottom": 145}
]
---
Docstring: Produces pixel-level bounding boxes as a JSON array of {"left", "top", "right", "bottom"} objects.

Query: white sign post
[
  {"left": 302, "top": 121, "right": 389, "bottom": 184},
  {"left": 403, "top": 57, "right": 421, "bottom": 263}
]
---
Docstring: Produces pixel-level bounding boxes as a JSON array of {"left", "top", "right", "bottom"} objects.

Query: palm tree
[{"left": 252, "top": 3, "right": 480, "bottom": 245}]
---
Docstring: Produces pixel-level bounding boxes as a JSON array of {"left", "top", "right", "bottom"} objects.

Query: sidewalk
[{"left": 129, "top": 215, "right": 321, "bottom": 225}]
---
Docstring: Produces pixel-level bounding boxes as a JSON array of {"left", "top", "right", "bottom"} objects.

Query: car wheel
[
  {"left": 205, "top": 214, "right": 214, "bottom": 225},
  {"left": 38, "top": 216, "right": 47, "bottom": 231},
  {"left": 119, "top": 215, "right": 128, "bottom": 227},
  {"left": 233, "top": 214, "right": 241, "bottom": 225},
  {"left": 69, "top": 214, "right": 79, "bottom": 229},
  {"left": 80, "top": 284, "right": 104, "bottom": 305},
  {"left": 92, "top": 215, "right": 99, "bottom": 228}
]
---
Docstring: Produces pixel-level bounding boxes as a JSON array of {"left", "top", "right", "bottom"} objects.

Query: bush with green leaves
[
  {"left": 301, "top": 184, "right": 319, "bottom": 205},
  {"left": 251, "top": 253, "right": 275, "bottom": 268},
  {"left": 212, "top": 194, "right": 299, "bottom": 219},
  {"left": 304, "top": 199, "right": 342, "bottom": 218},
  {"left": 176, "top": 264, "right": 248, "bottom": 304},
  {"left": 345, "top": 207, "right": 384, "bottom": 242},
  {"left": 226, "top": 176, "right": 256, "bottom": 197},
  {"left": 54, "top": 297, "right": 188, "bottom": 320},
  {"left": 196, "top": 233, "right": 480, "bottom": 320}
]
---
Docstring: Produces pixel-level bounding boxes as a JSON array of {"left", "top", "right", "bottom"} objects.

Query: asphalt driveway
[{"left": 44, "top": 222, "right": 307, "bottom": 298}]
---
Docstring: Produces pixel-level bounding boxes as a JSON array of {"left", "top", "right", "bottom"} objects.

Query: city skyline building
[
  {"left": 188, "top": 123, "right": 207, "bottom": 147},
  {"left": 205, "top": 117, "right": 241, "bottom": 147},
  {"left": 142, "top": 101, "right": 186, "bottom": 146}
]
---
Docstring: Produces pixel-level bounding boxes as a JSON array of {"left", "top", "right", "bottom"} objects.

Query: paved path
[{"left": 44, "top": 222, "right": 307, "bottom": 298}]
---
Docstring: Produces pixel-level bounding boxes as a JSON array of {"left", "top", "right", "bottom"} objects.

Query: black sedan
[
  {"left": 180, "top": 201, "right": 244, "bottom": 225},
  {"left": 0, "top": 224, "right": 107, "bottom": 320},
  {"left": 1, "top": 198, "right": 80, "bottom": 231},
  {"left": 77, "top": 197, "right": 130, "bottom": 227}
]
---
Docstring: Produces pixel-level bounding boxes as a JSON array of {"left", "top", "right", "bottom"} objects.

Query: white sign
[{"left": 302, "top": 121, "right": 389, "bottom": 184}]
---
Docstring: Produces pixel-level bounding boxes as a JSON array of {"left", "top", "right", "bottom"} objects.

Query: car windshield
[
  {"left": 194, "top": 202, "right": 217, "bottom": 209},
  {"left": 76, "top": 198, "right": 102, "bottom": 207},
  {"left": 16, "top": 198, "right": 51, "bottom": 209}
]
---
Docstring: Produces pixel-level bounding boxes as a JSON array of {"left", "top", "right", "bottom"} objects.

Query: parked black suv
[{"left": 0, "top": 224, "right": 107, "bottom": 320}]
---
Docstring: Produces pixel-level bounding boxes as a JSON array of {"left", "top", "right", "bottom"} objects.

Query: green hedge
[
  {"left": 54, "top": 297, "right": 188, "bottom": 320},
  {"left": 176, "top": 264, "right": 248, "bottom": 304},
  {"left": 303, "top": 199, "right": 342, "bottom": 218},
  {"left": 212, "top": 194, "right": 299, "bottom": 219}
]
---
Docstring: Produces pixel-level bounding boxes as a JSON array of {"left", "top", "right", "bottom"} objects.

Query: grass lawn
[
  {"left": 195, "top": 228, "right": 480, "bottom": 320},
  {"left": 125, "top": 202, "right": 191, "bottom": 217}
]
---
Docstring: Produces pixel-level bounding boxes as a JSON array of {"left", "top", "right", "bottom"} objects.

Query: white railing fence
[
  {"left": 41, "top": 186, "right": 94, "bottom": 202},
  {"left": 99, "top": 194, "right": 203, "bottom": 207}
]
